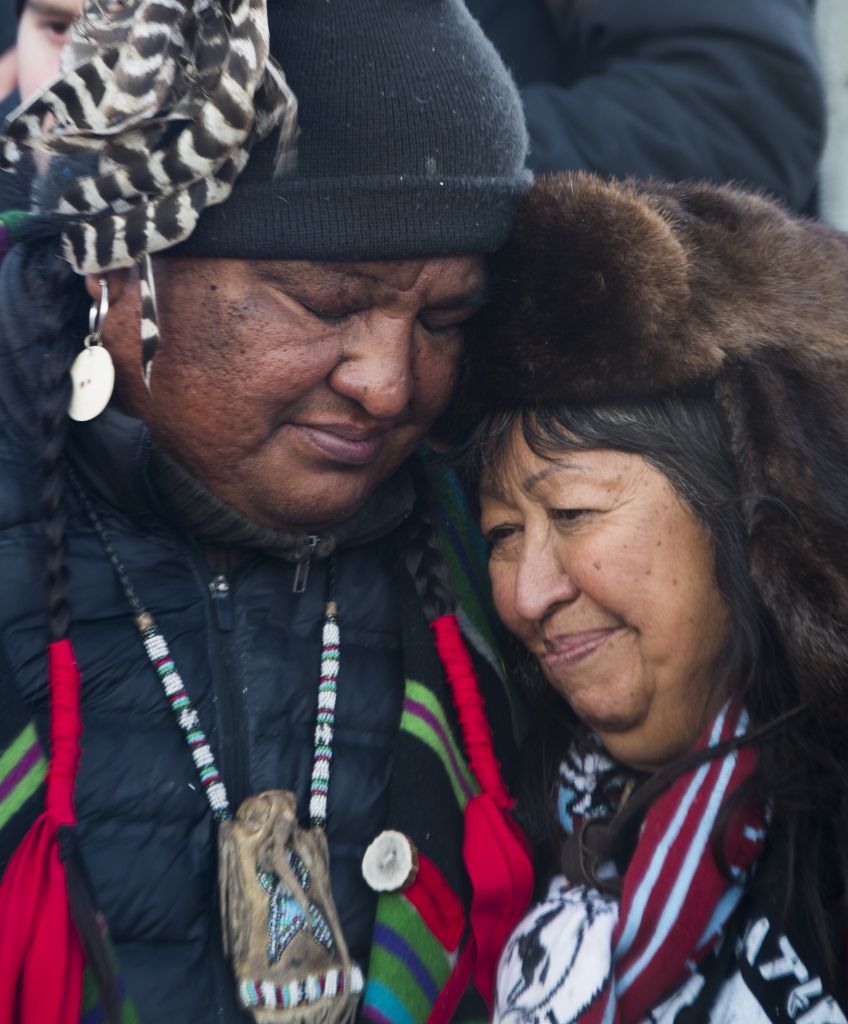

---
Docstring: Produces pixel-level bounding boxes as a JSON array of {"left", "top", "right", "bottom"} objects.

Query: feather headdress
[{"left": 0, "top": 0, "right": 298, "bottom": 384}]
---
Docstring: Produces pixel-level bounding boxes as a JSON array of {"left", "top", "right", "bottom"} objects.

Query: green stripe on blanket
[
  {"left": 0, "top": 724, "right": 47, "bottom": 830},
  {"left": 363, "top": 893, "right": 453, "bottom": 1024},
  {"left": 401, "top": 680, "right": 479, "bottom": 807}
]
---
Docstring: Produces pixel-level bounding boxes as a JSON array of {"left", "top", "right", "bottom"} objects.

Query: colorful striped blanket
[{"left": 0, "top": 440, "right": 523, "bottom": 1023}]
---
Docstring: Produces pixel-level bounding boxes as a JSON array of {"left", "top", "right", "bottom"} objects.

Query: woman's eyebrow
[{"left": 522, "top": 462, "right": 590, "bottom": 493}]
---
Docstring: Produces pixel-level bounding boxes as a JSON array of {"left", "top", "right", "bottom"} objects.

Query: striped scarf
[{"left": 494, "top": 700, "right": 764, "bottom": 1024}]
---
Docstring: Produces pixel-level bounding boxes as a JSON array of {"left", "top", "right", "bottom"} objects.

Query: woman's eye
[{"left": 485, "top": 525, "right": 519, "bottom": 549}]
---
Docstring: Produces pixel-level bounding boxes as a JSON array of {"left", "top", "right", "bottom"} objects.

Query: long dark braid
[
  {"left": 0, "top": 218, "right": 122, "bottom": 1021},
  {"left": 0, "top": 218, "right": 87, "bottom": 642},
  {"left": 403, "top": 459, "right": 456, "bottom": 623}
]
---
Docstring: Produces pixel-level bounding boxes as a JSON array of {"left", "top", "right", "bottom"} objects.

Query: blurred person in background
[
  {"left": 815, "top": 0, "right": 848, "bottom": 229},
  {"left": 0, "top": 1, "right": 15, "bottom": 100},
  {"left": 0, "top": 0, "right": 82, "bottom": 111},
  {"left": 468, "top": 0, "right": 824, "bottom": 211},
  {"left": 0, "top": 0, "right": 82, "bottom": 209}
]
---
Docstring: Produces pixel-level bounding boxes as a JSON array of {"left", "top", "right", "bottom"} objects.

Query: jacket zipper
[
  {"left": 193, "top": 562, "right": 250, "bottom": 810},
  {"left": 292, "top": 535, "right": 320, "bottom": 593},
  {"left": 199, "top": 535, "right": 320, "bottom": 817},
  {"left": 209, "top": 574, "right": 234, "bottom": 630},
  {"left": 202, "top": 535, "right": 320, "bottom": 814}
]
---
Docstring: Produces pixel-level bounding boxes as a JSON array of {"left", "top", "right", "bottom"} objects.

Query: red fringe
[
  {"left": 429, "top": 615, "right": 533, "bottom": 1021},
  {"left": 0, "top": 640, "right": 85, "bottom": 1024}
]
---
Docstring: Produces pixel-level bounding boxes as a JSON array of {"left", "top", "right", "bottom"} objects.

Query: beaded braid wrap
[
  {"left": 309, "top": 603, "right": 340, "bottom": 829},
  {"left": 136, "top": 613, "right": 232, "bottom": 823}
]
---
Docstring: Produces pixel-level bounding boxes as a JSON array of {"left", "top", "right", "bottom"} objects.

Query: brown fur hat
[{"left": 471, "top": 172, "right": 848, "bottom": 708}]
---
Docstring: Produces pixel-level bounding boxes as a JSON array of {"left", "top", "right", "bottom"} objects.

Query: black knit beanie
[{"left": 176, "top": 0, "right": 531, "bottom": 261}]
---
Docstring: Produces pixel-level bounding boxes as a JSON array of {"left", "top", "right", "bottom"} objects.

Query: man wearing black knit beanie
[{"left": 0, "top": 2, "right": 530, "bottom": 1023}]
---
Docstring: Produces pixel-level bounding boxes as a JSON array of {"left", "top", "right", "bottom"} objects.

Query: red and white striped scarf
[{"left": 495, "top": 700, "right": 764, "bottom": 1024}]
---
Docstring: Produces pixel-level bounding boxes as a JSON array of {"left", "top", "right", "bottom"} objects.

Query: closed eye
[
  {"left": 484, "top": 524, "right": 521, "bottom": 548},
  {"left": 300, "top": 303, "right": 357, "bottom": 324},
  {"left": 551, "top": 508, "right": 590, "bottom": 523},
  {"left": 417, "top": 313, "right": 471, "bottom": 336}
]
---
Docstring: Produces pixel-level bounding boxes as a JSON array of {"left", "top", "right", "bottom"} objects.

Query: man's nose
[
  {"left": 329, "top": 316, "right": 416, "bottom": 420},
  {"left": 513, "top": 533, "right": 580, "bottom": 622}
]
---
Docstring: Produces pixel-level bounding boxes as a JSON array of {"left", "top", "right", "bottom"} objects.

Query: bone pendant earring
[{"left": 68, "top": 278, "right": 115, "bottom": 422}]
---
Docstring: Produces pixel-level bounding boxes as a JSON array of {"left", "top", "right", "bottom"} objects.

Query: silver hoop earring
[{"left": 68, "top": 279, "right": 115, "bottom": 422}]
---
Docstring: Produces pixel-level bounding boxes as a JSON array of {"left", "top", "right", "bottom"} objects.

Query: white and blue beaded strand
[
  {"left": 69, "top": 467, "right": 234, "bottom": 821},
  {"left": 309, "top": 587, "right": 340, "bottom": 829},
  {"left": 71, "top": 467, "right": 342, "bottom": 831},
  {"left": 136, "top": 611, "right": 231, "bottom": 821}
]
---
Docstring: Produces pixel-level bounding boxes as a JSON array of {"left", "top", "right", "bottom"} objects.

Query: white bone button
[{"left": 362, "top": 830, "right": 419, "bottom": 892}]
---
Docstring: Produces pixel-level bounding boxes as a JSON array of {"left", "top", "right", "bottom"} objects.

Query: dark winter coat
[
  {"left": 467, "top": 0, "right": 824, "bottom": 210},
  {"left": 0, "top": 403, "right": 521, "bottom": 1023}
]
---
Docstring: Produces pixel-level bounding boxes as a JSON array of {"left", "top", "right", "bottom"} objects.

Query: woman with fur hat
[{"left": 466, "top": 174, "right": 848, "bottom": 1022}]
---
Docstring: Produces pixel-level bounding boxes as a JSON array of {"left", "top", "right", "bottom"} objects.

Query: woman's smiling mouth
[{"left": 542, "top": 628, "right": 620, "bottom": 670}]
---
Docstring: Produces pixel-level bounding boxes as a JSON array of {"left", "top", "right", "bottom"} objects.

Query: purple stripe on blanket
[
  {"left": 360, "top": 1007, "right": 394, "bottom": 1024},
  {"left": 0, "top": 741, "right": 42, "bottom": 802},
  {"left": 404, "top": 697, "right": 474, "bottom": 801},
  {"left": 373, "top": 922, "right": 440, "bottom": 1002}
]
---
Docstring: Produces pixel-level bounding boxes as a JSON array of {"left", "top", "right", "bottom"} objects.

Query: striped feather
[
  {"left": 139, "top": 254, "right": 159, "bottom": 387},
  {"left": 0, "top": 0, "right": 297, "bottom": 279},
  {"left": 0, "top": 0, "right": 298, "bottom": 384}
]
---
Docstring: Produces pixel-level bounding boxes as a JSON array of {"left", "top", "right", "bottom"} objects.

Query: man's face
[
  {"left": 98, "top": 255, "right": 488, "bottom": 531},
  {"left": 17, "top": 0, "right": 81, "bottom": 102}
]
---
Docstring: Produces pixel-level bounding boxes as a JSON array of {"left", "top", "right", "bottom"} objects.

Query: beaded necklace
[
  {"left": 72, "top": 473, "right": 339, "bottom": 831},
  {"left": 70, "top": 471, "right": 362, "bottom": 1020}
]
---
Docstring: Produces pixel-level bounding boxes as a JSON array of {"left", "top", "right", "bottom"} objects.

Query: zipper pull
[
  {"left": 293, "top": 535, "right": 320, "bottom": 594},
  {"left": 209, "top": 574, "right": 234, "bottom": 631}
]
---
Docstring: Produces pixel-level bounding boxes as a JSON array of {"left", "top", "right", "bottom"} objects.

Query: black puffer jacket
[
  {"left": 468, "top": 0, "right": 824, "bottom": 210},
  {"left": 0, "top": 404, "right": 514, "bottom": 1022}
]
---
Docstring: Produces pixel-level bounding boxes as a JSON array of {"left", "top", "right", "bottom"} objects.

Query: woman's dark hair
[{"left": 466, "top": 396, "right": 848, "bottom": 986}]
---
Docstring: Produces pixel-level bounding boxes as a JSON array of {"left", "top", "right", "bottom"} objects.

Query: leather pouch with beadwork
[{"left": 219, "top": 790, "right": 363, "bottom": 1023}]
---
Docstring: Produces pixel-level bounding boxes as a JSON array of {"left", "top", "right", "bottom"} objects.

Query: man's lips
[
  {"left": 288, "top": 422, "right": 388, "bottom": 466},
  {"left": 542, "top": 628, "right": 619, "bottom": 670}
]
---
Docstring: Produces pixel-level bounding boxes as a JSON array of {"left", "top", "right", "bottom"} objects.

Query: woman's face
[{"left": 480, "top": 431, "right": 731, "bottom": 772}]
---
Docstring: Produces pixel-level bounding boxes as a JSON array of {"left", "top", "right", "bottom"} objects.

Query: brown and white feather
[{"left": 0, "top": 0, "right": 298, "bottom": 384}]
